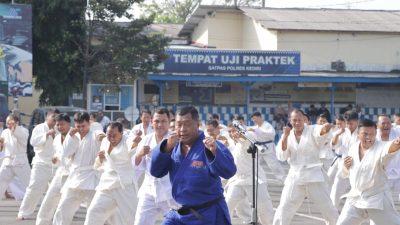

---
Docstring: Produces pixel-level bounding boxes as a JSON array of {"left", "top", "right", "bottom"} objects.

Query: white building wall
[
  {"left": 242, "top": 17, "right": 278, "bottom": 50},
  {"left": 277, "top": 31, "right": 400, "bottom": 72}
]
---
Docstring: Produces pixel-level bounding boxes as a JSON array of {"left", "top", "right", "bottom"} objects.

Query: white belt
[{"left": 290, "top": 163, "right": 323, "bottom": 170}]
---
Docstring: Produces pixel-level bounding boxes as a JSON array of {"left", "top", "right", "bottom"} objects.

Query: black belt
[
  {"left": 255, "top": 140, "right": 273, "bottom": 153},
  {"left": 330, "top": 151, "right": 343, "bottom": 167},
  {"left": 177, "top": 196, "right": 223, "bottom": 216}
]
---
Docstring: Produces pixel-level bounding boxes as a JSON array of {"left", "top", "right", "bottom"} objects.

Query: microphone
[
  {"left": 232, "top": 120, "right": 256, "bottom": 144},
  {"left": 232, "top": 120, "right": 247, "bottom": 135}
]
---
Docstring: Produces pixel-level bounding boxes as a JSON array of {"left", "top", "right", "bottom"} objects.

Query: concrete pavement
[{"left": 1, "top": 161, "right": 396, "bottom": 225}]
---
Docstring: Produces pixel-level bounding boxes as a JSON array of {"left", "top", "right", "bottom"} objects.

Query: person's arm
[
  {"left": 252, "top": 122, "right": 276, "bottom": 141},
  {"left": 204, "top": 138, "right": 236, "bottom": 179},
  {"left": 331, "top": 128, "right": 345, "bottom": 147},
  {"left": 342, "top": 155, "right": 352, "bottom": 178},
  {"left": 63, "top": 128, "right": 80, "bottom": 158},
  {"left": 13, "top": 126, "right": 29, "bottom": 147},
  {"left": 388, "top": 137, "right": 400, "bottom": 154},
  {"left": 276, "top": 126, "right": 291, "bottom": 161},
  {"left": 150, "top": 133, "right": 178, "bottom": 178},
  {"left": 29, "top": 124, "right": 47, "bottom": 148}
]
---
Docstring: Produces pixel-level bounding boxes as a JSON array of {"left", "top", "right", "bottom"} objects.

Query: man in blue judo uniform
[{"left": 151, "top": 106, "right": 237, "bottom": 225}]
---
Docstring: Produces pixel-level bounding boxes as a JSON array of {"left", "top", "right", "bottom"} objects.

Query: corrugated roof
[
  {"left": 179, "top": 5, "right": 400, "bottom": 36},
  {"left": 240, "top": 7, "right": 400, "bottom": 32}
]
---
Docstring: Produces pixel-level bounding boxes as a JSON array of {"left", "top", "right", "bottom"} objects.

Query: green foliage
[
  {"left": 33, "top": 0, "right": 86, "bottom": 105},
  {"left": 83, "top": 0, "right": 170, "bottom": 92},
  {"left": 141, "top": 0, "right": 200, "bottom": 23}
]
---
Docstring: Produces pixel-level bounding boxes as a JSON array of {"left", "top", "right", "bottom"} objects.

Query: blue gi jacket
[{"left": 151, "top": 131, "right": 236, "bottom": 224}]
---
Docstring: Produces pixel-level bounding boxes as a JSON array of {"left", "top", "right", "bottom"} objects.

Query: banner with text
[{"left": 161, "top": 49, "right": 300, "bottom": 75}]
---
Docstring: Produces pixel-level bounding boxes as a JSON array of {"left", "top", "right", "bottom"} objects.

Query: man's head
[
  {"left": 175, "top": 106, "right": 199, "bottom": 145},
  {"left": 152, "top": 108, "right": 170, "bottom": 137},
  {"left": 140, "top": 109, "right": 152, "bottom": 126},
  {"left": 344, "top": 111, "right": 359, "bottom": 133},
  {"left": 251, "top": 111, "right": 263, "bottom": 126},
  {"left": 394, "top": 113, "right": 400, "bottom": 126},
  {"left": 358, "top": 119, "right": 377, "bottom": 149},
  {"left": 335, "top": 115, "right": 346, "bottom": 129},
  {"left": 89, "top": 112, "right": 98, "bottom": 124},
  {"left": 74, "top": 112, "right": 90, "bottom": 136},
  {"left": 233, "top": 115, "right": 245, "bottom": 126},
  {"left": 55, "top": 113, "right": 71, "bottom": 135},
  {"left": 289, "top": 109, "right": 305, "bottom": 133},
  {"left": 377, "top": 114, "right": 392, "bottom": 136},
  {"left": 206, "top": 119, "right": 220, "bottom": 139},
  {"left": 210, "top": 113, "right": 220, "bottom": 121},
  {"left": 106, "top": 122, "right": 123, "bottom": 147},
  {"left": 5, "top": 113, "right": 19, "bottom": 129},
  {"left": 317, "top": 113, "right": 329, "bottom": 125},
  {"left": 46, "top": 109, "right": 59, "bottom": 129}
]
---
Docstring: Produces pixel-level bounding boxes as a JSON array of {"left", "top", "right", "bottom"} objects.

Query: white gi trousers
[
  {"left": 52, "top": 189, "right": 95, "bottom": 225},
  {"left": 330, "top": 174, "right": 350, "bottom": 210},
  {"left": 337, "top": 192, "right": 400, "bottom": 225},
  {"left": 272, "top": 180, "right": 338, "bottom": 225},
  {"left": 85, "top": 184, "right": 137, "bottom": 225},
  {"left": 0, "top": 164, "right": 31, "bottom": 198},
  {"left": 134, "top": 194, "right": 171, "bottom": 225},
  {"left": 226, "top": 183, "right": 274, "bottom": 225},
  {"left": 36, "top": 173, "right": 68, "bottom": 225},
  {"left": 18, "top": 163, "right": 53, "bottom": 217}
]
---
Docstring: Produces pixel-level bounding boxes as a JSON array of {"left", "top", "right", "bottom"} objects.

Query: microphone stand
[{"left": 237, "top": 129, "right": 258, "bottom": 225}]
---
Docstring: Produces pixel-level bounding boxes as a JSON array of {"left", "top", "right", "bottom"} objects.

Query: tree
[
  {"left": 33, "top": 0, "right": 86, "bottom": 105},
  {"left": 140, "top": 0, "right": 262, "bottom": 24},
  {"left": 80, "top": 0, "right": 170, "bottom": 107},
  {"left": 141, "top": 0, "right": 200, "bottom": 23}
]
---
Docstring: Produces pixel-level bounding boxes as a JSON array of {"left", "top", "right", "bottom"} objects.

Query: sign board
[
  {"left": 161, "top": 49, "right": 300, "bottom": 75},
  {"left": 0, "top": 4, "right": 32, "bottom": 97}
]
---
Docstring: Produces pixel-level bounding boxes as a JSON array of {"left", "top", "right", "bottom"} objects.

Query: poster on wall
[{"left": 0, "top": 4, "right": 32, "bottom": 96}]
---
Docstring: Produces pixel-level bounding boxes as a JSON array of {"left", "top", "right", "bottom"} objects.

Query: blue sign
[{"left": 161, "top": 49, "right": 300, "bottom": 75}]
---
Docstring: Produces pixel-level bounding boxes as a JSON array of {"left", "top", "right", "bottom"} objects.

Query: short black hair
[
  {"left": 318, "top": 113, "right": 328, "bottom": 120},
  {"left": 140, "top": 109, "right": 152, "bottom": 117},
  {"left": 55, "top": 113, "right": 71, "bottom": 123},
  {"left": 377, "top": 113, "right": 390, "bottom": 120},
  {"left": 177, "top": 106, "right": 199, "bottom": 121},
  {"left": 358, "top": 119, "right": 376, "bottom": 129},
  {"left": 74, "top": 112, "right": 90, "bottom": 123},
  {"left": 90, "top": 112, "right": 98, "bottom": 119},
  {"left": 211, "top": 113, "right": 219, "bottom": 120},
  {"left": 107, "top": 121, "right": 123, "bottom": 133},
  {"left": 336, "top": 115, "right": 345, "bottom": 121},
  {"left": 251, "top": 111, "right": 262, "bottom": 118},
  {"left": 154, "top": 108, "right": 170, "bottom": 119},
  {"left": 234, "top": 115, "right": 245, "bottom": 121},
  {"left": 206, "top": 119, "right": 219, "bottom": 128},
  {"left": 344, "top": 111, "right": 358, "bottom": 121}
]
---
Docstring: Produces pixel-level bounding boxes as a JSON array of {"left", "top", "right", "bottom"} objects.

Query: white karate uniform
[
  {"left": 36, "top": 131, "right": 71, "bottom": 225},
  {"left": 329, "top": 128, "right": 358, "bottom": 209},
  {"left": 225, "top": 132, "right": 274, "bottom": 225},
  {"left": 319, "top": 130, "right": 335, "bottom": 174},
  {"left": 130, "top": 123, "right": 153, "bottom": 138},
  {"left": 85, "top": 135, "right": 138, "bottom": 225},
  {"left": 133, "top": 132, "right": 177, "bottom": 225},
  {"left": 337, "top": 140, "right": 400, "bottom": 225},
  {"left": 377, "top": 129, "right": 400, "bottom": 193},
  {"left": 251, "top": 121, "right": 286, "bottom": 182},
  {"left": 18, "top": 122, "right": 56, "bottom": 218},
  {"left": 273, "top": 124, "right": 338, "bottom": 225},
  {"left": 53, "top": 130, "right": 103, "bottom": 225},
  {"left": 0, "top": 126, "right": 31, "bottom": 201}
]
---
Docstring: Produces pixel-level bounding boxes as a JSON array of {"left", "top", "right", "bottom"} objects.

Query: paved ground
[{"left": 1, "top": 161, "right": 397, "bottom": 225}]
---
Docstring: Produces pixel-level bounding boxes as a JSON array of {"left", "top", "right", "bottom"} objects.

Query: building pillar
[
  {"left": 154, "top": 81, "right": 165, "bottom": 107},
  {"left": 330, "top": 84, "right": 336, "bottom": 121}
]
